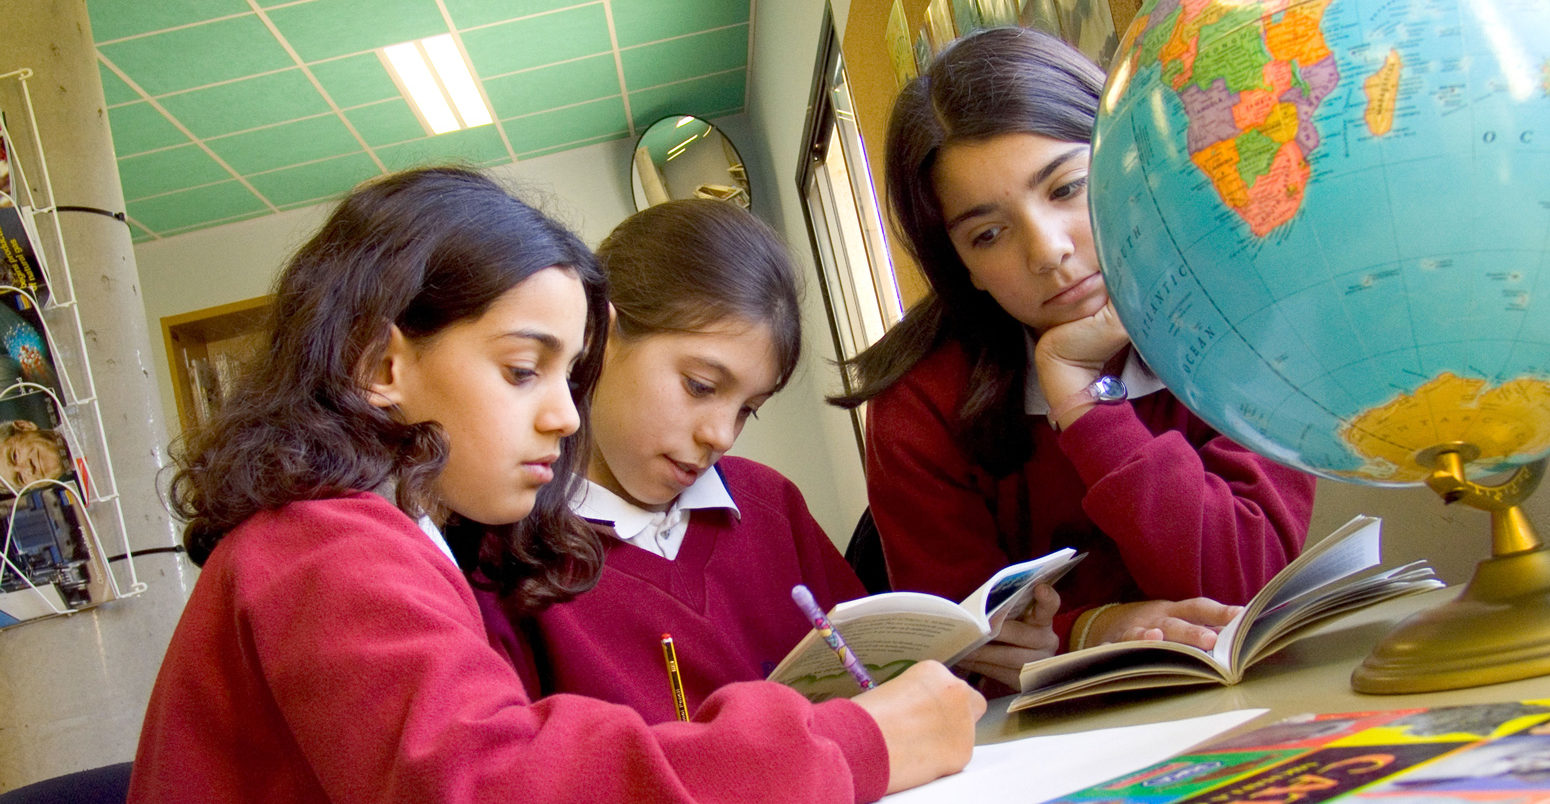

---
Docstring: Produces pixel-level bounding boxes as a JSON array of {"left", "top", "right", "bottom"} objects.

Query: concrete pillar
[{"left": 0, "top": 0, "right": 190, "bottom": 790}]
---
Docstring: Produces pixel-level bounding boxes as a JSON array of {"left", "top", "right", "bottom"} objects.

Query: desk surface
[{"left": 978, "top": 587, "right": 1550, "bottom": 745}]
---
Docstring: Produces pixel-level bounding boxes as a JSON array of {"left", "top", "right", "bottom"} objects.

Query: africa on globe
[{"left": 1090, "top": 0, "right": 1550, "bottom": 485}]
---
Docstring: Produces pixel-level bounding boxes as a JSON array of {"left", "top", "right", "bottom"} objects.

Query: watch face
[{"left": 1092, "top": 375, "right": 1127, "bottom": 403}]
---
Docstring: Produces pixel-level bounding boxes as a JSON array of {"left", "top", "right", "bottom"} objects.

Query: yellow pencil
[{"left": 660, "top": 633, "right": 690, "bottom": 722}]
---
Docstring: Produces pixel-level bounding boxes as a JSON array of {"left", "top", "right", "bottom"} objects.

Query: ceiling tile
[
  {"left": 98, "top": 64, "right": 140, "bottom": 105},
  {"left": 484, "top": 54, "right": 619, "bottom": 121},
  {"left": 127, "top": 180, "right": 268, "bottom": 233},
  {"left": 443, "top": 0, "right": 581, "bottom": 30},
  {"left": 621, "top": 25, "right": 747, "bottom": 90},
  {"left": 93, "top": 0, "right": 756, "bottom": 238},
  {"left": 266, "top": 0, "right": 446, "bottom": 63},
  {"left": 206, "top": 116, "right": 364, "bottom": 174},
  {"left": 97, "top": 15, "right": 295, "bottom": 96},
  {"left": 628, "top": 70, "right": 744, "bottom": 130},
  {"left": 462, "top": 5, "right": 610, "bottom": 77},
  {"left": 160, "top": 210, "right": 272, "bottom": 237},
  {"left": 505, "top": 97, "right": 627, "bottom": 155},
  {"left": 158, "top": 70, "right": 332, "bottom": 139},
  {"left": 310, "top": 53, "right": 401, "bottom": 108},
  {"left": 345, "top": 101, "right": 428, "bottom": 148},
  {"left": 610, "top": 0, "right": 750, "bottom": 48},
  {"left": 247, "top": 153, "right": 382, "bottom": 207},
  {"left": 128, "top": 220, "right": 153, "bottom": 242},
  {"left": 87, "top": 0, "right": 253, "bottom": 43},
  {"left": 117, "top": 145, "right": 232, "bottom": 201},
  {"left": 519, "top": 131, "right": 627, "bottom": 161},
  {"left": 376, "top": 126, "right": 510, "bottom": 172},
  {"left": 107, "top": 103, "right": 189, "bottom": 156}
]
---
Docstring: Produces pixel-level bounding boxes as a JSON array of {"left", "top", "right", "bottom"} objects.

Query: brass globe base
[
  {"left": 1353, "top": 546, "right": 1550, "bottom": 693},
  {"left": 1352, "top": 450, "right": 1550, "bottom": 694}
]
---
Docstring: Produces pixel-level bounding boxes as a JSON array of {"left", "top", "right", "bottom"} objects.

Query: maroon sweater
[
  {"left": 131, "top": 492, "right": 888, "bottom": 804},
  {"left": 478, "top": 457, "right": 871, "bottom": 721},
  {"left": 865, "top": 343, "right": 1316, "bottom": 645}
]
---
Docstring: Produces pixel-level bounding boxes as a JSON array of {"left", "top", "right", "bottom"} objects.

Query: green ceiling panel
[
  {"left": 505, "top": 97, "right": 627, "bottom": 155},
  {"left": 207, "top": 116, "right": 364, "bottom": 174},
  {"left": 444, "top": 0, "right": 580, "bottom": 30},
  {"left": 98, "top": 64, "right": 140, "bottom": 105},
  {"left": 160, "top": 210, "right": 271, "bottom": 237},
  {"left": 158, "top": 70, "right": 332, "bottom": 139},
  {"left": 376, "top": 126, "right": 510, "bottom": 172},
  {"left": 461, "top": 5, "right": 611, "bottom": 77},
  {"left": 94, "top": 0, "right": 755, "bottom": 238},
  {"left": 127, "top": 180, "right": 268, "bottom": 232},
  {"left": 107, "top": 103, "right": 188, "bottom": 156},
  {"left": 247, "top": 153, "right": 382, "bottom": 207},
  {"left": 622, "top": 25, "right": 748, "bottom": 90},
  {"left": 117, "top": 145, "right": 231, "bottom": 201},
  {"left": 310, "top": 54, "right": 403, "bottom": 109},
  {"left": 128, "top": 220, "right": 153, "bottom": 242},
  {"left": 518, "top": 131, "right": 630, "bottom": 162},
  {"left": 611, "top": 0, "right": 751, "bottom": 48},
  {"left": 267, "top": 0, "right": 447, "bottom": 63},
  {"left": 345, "top": 101, "right": 429, "bottom": 148},
  {"left": 629, "top": 70, "right": 744, "bottom": 130},
  {"left": 87, "top": 0, "right": 252, "bottom": 43},
  {"left": 97, "top": 15, "right": 295, "bottom": 96},
  {"left": 484, "top": 55, "right": 619, "bottom": 121}
]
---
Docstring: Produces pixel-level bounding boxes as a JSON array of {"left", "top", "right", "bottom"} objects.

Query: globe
[{"left": 1090, "top": 0, "right": 1550, "bottom": 486}]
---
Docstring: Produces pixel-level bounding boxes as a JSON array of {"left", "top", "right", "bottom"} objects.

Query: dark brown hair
[
  {"left": 596, "top": 198, "right": 802, "bottom": 389},
  {"left": 830, "top": 27, "right": 1105, "bottom": 474},
  {"left": 168, "top": 166, "right": 610, "bottom": 614}
]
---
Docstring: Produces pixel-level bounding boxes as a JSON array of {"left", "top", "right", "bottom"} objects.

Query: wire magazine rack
[{"left": 0, "top": 67, "right": 144, "bottom": 628}]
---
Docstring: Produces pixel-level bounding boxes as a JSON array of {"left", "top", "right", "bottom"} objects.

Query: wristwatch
[{"left": 1047, "top": 375, "right": 1127, "bottom": 430}]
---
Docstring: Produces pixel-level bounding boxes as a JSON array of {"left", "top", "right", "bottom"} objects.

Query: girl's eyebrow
[
  {"left": 943, "top": 146, "right": 1089, "bottom": 233},
  {"left": 497, "top": 329, "right": 563, "bottom": 352}
]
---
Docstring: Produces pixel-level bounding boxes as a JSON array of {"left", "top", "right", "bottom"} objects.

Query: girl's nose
[
  {"left": 537, "top": 378, "right": 581, "bottom": 437},
  {"left": 695, "top": 410, "right": 737, "bottom": 455},
  {"left": 1023, "top": 217, "right": 1075, "bottom": 275}
]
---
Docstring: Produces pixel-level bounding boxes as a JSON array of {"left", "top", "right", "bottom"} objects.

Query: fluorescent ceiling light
[
  {"left": 381, "top": 35, "right": 492, "bottom": 135},
  {"left": 421, "top": 34, "right": 492, "bottom": 128}
]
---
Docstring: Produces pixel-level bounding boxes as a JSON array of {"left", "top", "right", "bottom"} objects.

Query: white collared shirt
[
  {"left": 570, "top": 470, "right": 740, "bottom": 560},
  {"left": 1021, "top": 329, "right": 1168, "bottom": 416},
  {"left": 417, "top": 514, "right": 457, "bottom": 566}
]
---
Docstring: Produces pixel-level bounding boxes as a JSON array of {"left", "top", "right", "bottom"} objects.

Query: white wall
[{"left": 732, "top": 0, "right": 871, "bottom": 545}]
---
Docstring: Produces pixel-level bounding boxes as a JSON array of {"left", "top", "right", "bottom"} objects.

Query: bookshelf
[{"left": 160, "top": 296, "right": 269, "bottom": 433}]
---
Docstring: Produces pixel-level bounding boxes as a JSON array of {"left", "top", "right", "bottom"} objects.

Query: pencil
[
  {"left": 660, "top": 633, "right": 690, "bottom": 722},
  {"left": 791, "top": 584, "right": 876, "bottom": 691}
]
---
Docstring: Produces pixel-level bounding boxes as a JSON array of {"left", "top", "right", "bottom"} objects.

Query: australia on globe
[{"left": 1091, "top": 0, "right": 1550, "bottom": 485}]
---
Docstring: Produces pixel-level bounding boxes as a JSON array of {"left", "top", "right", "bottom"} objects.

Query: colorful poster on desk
[{"left": 1049, "top": 701, "right": 1550, "bottom": 804}]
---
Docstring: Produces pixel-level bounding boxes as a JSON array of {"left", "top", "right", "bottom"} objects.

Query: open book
[
  {"left": 1008, "top": 515, "right": 1444, "bottom": 712},
  {"left": 769, "top": 548, "right": 1086, "bottom": 701}
]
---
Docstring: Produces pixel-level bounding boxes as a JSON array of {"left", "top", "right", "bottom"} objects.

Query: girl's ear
[{"left": 364, "top": 325, "right": 413, "bottom": 409}]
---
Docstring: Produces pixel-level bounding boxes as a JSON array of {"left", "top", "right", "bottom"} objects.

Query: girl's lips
[
  {"left": 668, "top": 458, "right": 702, "bottom": 487},
  {"left": 523, "top": 455, "right": 560, "bottom": 484},
  {"left": 1045, "top": 272, "right": 1103, "bottom": 306}
]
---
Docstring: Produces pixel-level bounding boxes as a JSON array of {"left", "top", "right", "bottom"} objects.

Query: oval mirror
[{"left": 630, "top": 115, "right": 751, "bottom": 212}]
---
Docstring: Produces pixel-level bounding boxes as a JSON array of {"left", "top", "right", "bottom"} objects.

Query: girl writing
[
  {"left": 130, "top": 168, "right": 980, "bottom": 803},
  {"left": 475, "top": 196, "right": 1033, "bottom": 731},
  {"left": 832, "top": 27, "right": 1317, "bottom": 656}
]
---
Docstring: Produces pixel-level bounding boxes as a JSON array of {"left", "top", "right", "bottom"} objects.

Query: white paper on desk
[{"left": 880, "top": 708, "right": 1268, "bottom": 803}]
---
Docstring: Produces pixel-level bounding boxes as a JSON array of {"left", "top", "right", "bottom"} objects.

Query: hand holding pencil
[
  {"left": 788, "top": 584, "right": 984, "bottom": 794},
  {"left": 790, "top": 584, "right": 875, "bottom": 690}
]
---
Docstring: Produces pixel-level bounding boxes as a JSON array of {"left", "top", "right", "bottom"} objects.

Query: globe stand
[{"left": 1353, "top": 446, "right": 1550, "bottom": 693}]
